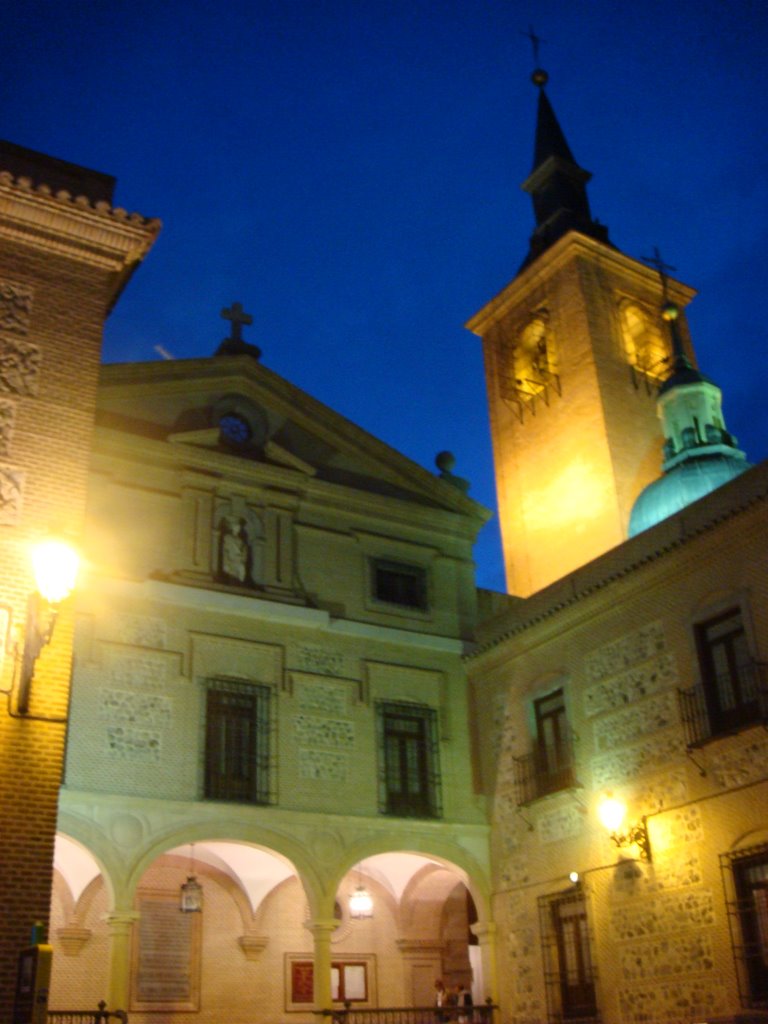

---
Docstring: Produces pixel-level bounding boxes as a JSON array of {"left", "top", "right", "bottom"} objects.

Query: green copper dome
[{"left": 629, "top": 453, "right": 750, "bottom": 536}]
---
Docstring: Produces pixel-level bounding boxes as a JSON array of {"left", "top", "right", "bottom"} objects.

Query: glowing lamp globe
[
  {"left": 598, "top": 796, "right": 626, "bottom": 834},
  {"left": 32, "top": 539, "right": 80, "bottom": 604},
  {"left": 349, "top": 885, "right": 373, "bottom": 919}
]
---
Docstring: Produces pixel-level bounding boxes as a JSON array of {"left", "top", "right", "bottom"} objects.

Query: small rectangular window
[
  {"left": 204, "top": 680, "right": 271, "bottom": 804},
  {"left": 377, "top": 702, "right": 441, "bottom": 818},
  {"left": 372, "top": 559, "right": 427, "bottom": 610}
]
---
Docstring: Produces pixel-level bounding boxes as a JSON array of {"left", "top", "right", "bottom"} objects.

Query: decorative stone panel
[
  {"left": 619, "top": 930, "right": 714, "bottom": 980},
  {"left": 0, "top": 336, "right": 41, "bottom": 395},
  {"left": 584, "top": 653, "right": 677, "bottom": 717},
  {"left": 710, "top": 733, "right": 768, "bottom": 788},
  {"left": 610, "top": 888, "right": 715, "bottom": 940},
  {"left": 0, "top": 279, "right": 33, "bottom": 335},
  {"left": 651, "top": 805, "right": 704, "bottom": 850},
  {"left": 633, "top": 770, "right": 688, "bottom": 815},
  {"left": 294, "top": 714, "right": 354, "bottom": 749},
  {"left": 617, "top": 975, "right": 727, "bottom": 1024},
  {"left": 651, "top": 849, "right": 703, "bottom": 892},
  {"left": 103, "top": 650, "right": 168, "bottom": 691},
  {"left": 105, "top": 726, "right": 161, "bottom": 762},
  {"left": 298, "top": 749, "right": 348, "bottom": 781},
  {"left": 538, "top": 803, "right": 584, "bottom": 844},
  {"left": 594, "top": 692, "right": 678, "bottom": 752},
  {"left": 592, "top": 729, "right": 682, "bottom": 787},
  {"left": 296, "top": 644, "right": 344, "bottom": 677},
  {"left": 295, "top": 680, "right": 346, "bottom": 716},
  {"left": 584, "top": 620, "right": 666, "bottom": 683},
  {"left": 0, "top": 399, "right": 16, "bottom": 456},
  {"left": 98, "top": 689, "right": 172, "bottom": 729},
  {"left": 0, "top": 464, "right": 24, "bottom": 524},
  {"left": 111, "top": 614, "right": 167, "bottom": 649}
]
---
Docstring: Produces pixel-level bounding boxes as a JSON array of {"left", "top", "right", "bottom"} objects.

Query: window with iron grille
[
  {"left": 721, "top": 844, "right": 768, "bottom": 1007},
  {"left": 204, "top": 680, "right": 271, "bottom": 804},
  {"left": 376, "top": 702, "right": 441, "bottom": 819},
  {"left": 371, "top": 559, "right": 428, "bottom": 610},
  {"left": 538, "top": 887, "right": 599, "bottom": 1023},
  {"left": 696, "top": 609, "right": 763, "bottom": 737}
]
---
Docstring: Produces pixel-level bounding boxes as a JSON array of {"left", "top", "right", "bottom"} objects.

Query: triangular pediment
[{"left": 96, "top": 354, "right": 489, "bottom": 524}]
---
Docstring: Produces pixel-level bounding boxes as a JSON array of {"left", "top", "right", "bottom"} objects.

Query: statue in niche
[{"left": 216, "top": 509, "right": 265, "bottom": 587}]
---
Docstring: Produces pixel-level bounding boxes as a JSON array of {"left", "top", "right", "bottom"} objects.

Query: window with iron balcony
[
  {"left": 678, "top": 608, "right": 767, "bottom": 748},
  {"left": 513, "top": 689, "right": 577, "bottom": 806}
]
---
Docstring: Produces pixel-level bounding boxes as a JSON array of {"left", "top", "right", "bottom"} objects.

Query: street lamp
[
  {"left": 597, "top": 795, "right": 652, "bottom": 862},
  {"left": 17, "top": 538, "right": 79, "bottom": 715}
]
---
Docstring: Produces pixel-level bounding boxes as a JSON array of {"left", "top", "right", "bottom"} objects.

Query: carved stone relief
[
  {"left": 213, "top": 496, "right": 264, "bottom": 586},
  {"left": 0, "top": 279, "right": 33, "bottom": 335},
  {"left": 0, "top": 336, "right": 41, "bottom": 395},
  {"left": 0, "top": 464, "right": 24, "bottom": 524}
]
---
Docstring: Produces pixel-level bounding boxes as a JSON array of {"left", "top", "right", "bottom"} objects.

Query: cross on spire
[
  {"left": 221, "top": 301, "right": 253, "bottom": 343},
  {"left": 521, "top": 24, "right": 546, "bottom": 66},
  {"left": 641, "top": 246, "right": 676, "bottom": 297}
]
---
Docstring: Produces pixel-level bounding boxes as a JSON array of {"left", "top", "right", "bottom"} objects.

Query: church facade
[{"left": 0, "top": 59, "right": 766, "bottom": 1024}]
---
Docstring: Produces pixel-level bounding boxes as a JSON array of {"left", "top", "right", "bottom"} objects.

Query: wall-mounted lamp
[
  {"left": 598, "top": 796, "right": 652, "bottom": 862},
  {"left": 17, "top": 538, "right": 80, "bottom": 714}
]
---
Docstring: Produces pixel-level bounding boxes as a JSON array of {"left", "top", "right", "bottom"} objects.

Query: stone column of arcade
[
  {"left": 471, "top": 923, "right": 498, "bottom": 1005},
  {"left": 308, "top": 919, "right": 338, "bottom": 1012},
  {"left": 105, "top": 911, "right": 140, "bottom": 1010}
]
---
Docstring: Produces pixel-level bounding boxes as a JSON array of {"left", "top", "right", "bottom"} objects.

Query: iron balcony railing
[
  {"left": 513, "top": 732, "right": 577, "bottom": 807},
  {"left": 48, "top": 1003, "right": 127, "bottom": 1024},
  {"left": 325, "top": 1002, "right": 498, "bottom": 1024},
  {"left": 678, "top": 660, "right": 768, "bottom": 748}
]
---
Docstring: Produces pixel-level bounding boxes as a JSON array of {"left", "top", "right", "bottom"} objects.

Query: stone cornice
[
  {"left": 0, "top": 170, "right": 160, "bottom": 305},
  {"left": 465, "top": 230, "right": 696, "bottom": 336}
]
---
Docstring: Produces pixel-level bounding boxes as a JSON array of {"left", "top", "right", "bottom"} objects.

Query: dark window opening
[
  {"left": 680, "top": 609, "right": 767, "bottom": 746},
  {"left": 722, "top": 844, "right": 768, "bottom": 1007},
  {"left": 372, "top": 560, "right": 427, "bottom": 610},
  {"left": 539, "top": 888, "right": 598, "bottom": 1023},
  {"left": 204, "top": 680, "right": 271, "bottom": 804},
  {"left": 377, "top": 702, "right": 441, "bottom": 819}
]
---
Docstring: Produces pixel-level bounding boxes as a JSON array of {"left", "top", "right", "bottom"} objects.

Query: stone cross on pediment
[{"left": 221, "top": 301, "right": 253, "bottom": 343}]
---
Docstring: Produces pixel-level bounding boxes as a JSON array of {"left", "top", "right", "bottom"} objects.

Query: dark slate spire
[{"left": 519, "top": 69, "right": 610, "bottom": 270}]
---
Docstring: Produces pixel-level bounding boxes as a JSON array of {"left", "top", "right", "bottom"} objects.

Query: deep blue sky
[{"left": 3, "top": 0, "right": 767, "bottom": 590}]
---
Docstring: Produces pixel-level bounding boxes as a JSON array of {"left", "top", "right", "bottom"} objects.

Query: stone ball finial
[
  {"left": 531, "top": 68, "right": 549, "bottom": 87},
  {"left": 435, "top": 451, "right": 456, "bottom": 473}
]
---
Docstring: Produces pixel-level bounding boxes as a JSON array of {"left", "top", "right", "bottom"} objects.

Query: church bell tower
[{"left": 467, "top": 67, "right": 698, "bottom": 597}]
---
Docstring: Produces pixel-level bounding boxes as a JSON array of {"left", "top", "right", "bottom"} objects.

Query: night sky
[{"left": 3, "top": 0, "right": 767, "bottom": 591}]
